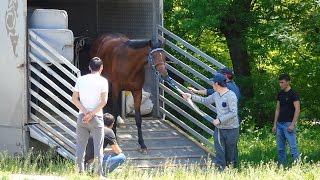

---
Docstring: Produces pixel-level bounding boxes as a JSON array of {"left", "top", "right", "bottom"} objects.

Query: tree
[
  {"left": 164, "top": 0, "right": 320, "bottom": 126},
  {"left": 164, "top": 0, "right": 254, "bottom": 97}
]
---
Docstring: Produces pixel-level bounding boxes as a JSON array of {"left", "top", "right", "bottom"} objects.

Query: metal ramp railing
[
  {"left": 157, "top": 25, "right": 226, "bottom": 150},
  {"left": 28, "top": 29, "right": 80, "bottom": 160}
]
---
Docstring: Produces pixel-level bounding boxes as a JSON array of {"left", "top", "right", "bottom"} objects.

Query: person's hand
[
  {"left": 82, "top": 112, "right": 93, "bottom": 123},
  {"left": 182, "top": 93, "right": 192, "bottom": 100},
  {"left": 187, "top": 87, "right": 197, "bottom": 93},
  {"left": 213, "top": 119, "right": 220, "bottom": 126},
  {"left": 288, "top": 124, "right": 295, "bottom": 132},
  {"left": 272, "top": 125, "right": 277, "bottom": 134}
]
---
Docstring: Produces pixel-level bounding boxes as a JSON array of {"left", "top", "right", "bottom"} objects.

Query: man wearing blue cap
[
  {"left": 188, "top": 67, "right": 240, "bottom": 100},
  {"left": 188, "top": 67, "right": 241, "bottom": 165},
  {"left": 182, "top": 73, "right": 239, "bottom": 170}
]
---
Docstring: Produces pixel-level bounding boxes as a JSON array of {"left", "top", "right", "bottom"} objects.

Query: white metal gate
[
  {"left": 28, "top": 29, "right": 80, "bottom": 159},
  {"left": 157, "top": 25, "right": 226, "bottom": 150}
]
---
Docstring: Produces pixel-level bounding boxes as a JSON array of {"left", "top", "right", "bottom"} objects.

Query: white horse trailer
[{"left": 0, "top": 0, "right": 164, "bottom": 155}]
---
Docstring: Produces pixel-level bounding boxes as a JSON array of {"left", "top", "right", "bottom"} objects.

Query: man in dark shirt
[
  {"left": 272, "top": 73, "right": 300, "bottom": 165},
  {"left": 85, "top": 113, "right": 126, "bottom": 175}
]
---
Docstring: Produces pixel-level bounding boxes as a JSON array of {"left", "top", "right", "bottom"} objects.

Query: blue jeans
[
  {"left": 277, "top": 122, "right": 300, "bottom": 164},
  {"left": 103, "top": 153, "right": 126, "bottom": 174}
]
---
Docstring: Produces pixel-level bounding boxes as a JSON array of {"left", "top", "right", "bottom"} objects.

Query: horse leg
[
  {"left": 132, "top": 89, "right": 147, "bottom": 154},
  {"left": 111, "top": 87, "right": 121, "bottom": 137}
]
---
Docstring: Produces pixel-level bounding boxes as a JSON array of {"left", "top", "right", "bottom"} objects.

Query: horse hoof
[
  {"left": 140, "top": 148, "right": 148, "bottom": 155},
  {"left": 116, "top": 116, "right": 126, "bottom": 128}
]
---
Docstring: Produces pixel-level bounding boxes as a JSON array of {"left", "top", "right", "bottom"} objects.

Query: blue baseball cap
[{"left": 209, "top": 73, "right": 227, "bottom": 84}]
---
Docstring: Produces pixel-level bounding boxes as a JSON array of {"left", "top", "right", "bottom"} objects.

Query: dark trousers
[{"left": 213, "top": 127, "right": 239, "bottom": 169}]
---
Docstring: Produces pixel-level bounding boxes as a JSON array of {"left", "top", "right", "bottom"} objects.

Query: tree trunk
[
  {"left": 219, "top": 0, "right": 254, "bottom": 98},
  {"left": 221, "top": 29, "right": 253, "bottom": 98}
]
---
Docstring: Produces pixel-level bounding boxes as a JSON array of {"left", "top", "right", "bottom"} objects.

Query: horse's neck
[{"left": 130, "top": 46, "right": 150, "bottom": 67}]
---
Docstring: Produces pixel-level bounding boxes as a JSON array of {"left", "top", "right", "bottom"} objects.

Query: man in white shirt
[{"left": 72, "top": 57, "right": 109, "bottom": 176}]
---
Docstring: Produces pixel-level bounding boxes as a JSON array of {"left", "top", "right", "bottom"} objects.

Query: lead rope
[{"left": 163, "top": 76, "right": 224, "bottom": 150}]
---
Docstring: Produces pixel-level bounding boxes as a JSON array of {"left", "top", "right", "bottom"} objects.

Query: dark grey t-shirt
[{"left": 85, "top": 127, "right": 117, "bottom": 163}]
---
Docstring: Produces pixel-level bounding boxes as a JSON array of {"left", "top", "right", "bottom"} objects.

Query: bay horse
[{"left": 90, "top": 33, "right": 168, "bottom": 153}]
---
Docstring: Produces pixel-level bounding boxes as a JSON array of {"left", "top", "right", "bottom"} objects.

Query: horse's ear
[
  {"left": 148, "top": 40, "right": 153, "bottom": 47},
  {"left": 150, "top": 39, "right": 163, "bottom": 48},
  {"left": 159, "top": 39, "right": 165, "bottom": 48}
]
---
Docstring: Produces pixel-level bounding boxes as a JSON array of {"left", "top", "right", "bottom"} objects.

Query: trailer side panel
[{"left": 0, "top": 0, "right": 27, "bottom": 154}]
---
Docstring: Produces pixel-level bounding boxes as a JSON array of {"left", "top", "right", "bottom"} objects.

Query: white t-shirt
[{"left": 73, "top": 73, "right": 109, "bottom": 117}]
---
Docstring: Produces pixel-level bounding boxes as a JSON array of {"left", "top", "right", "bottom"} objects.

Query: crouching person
[{"left": 85, "top": 113, "right": 126, "bottom": 175}]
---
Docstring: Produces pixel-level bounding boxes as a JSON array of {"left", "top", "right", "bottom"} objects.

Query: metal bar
[
  {"left": 29, "top": 40, "right": 77, "bottom": 82},
  {"left": 28, "top": 29, "right": 81, "bottom": 77},
  {"left": 30, "top": 114, "right": 76, "bottom": 150},
  {"left": 119, "top": 136, "right": 180, "bottom": 141},
  {"left": 29, "top": 77, "right": 78, "bottom": 117},
  {"left": 164, "top": 119, "right": 214, "bottom": 156},
  {"left": 28, "top": 124, "right": 75, "bottom": 160},
  {"left": 29, "top": 53, "right": 74, "bottom": 91},
  {"left": 157, "top": 25, "right": 225, "bottom": 68},
  {"left": 29, "top": 90, "right": 77, "bottom": 128},
  {"left": 30, "top": 101, "right": 76, "bottom": 139},
  {"left": 166, "top": 64, "right": 205, "bottom": 89},
  {"left": 123, "top": 146, "right": 194, "bottom": 151},
  {"left": 159, "top": 83, "right": 215, "bottom": 129},
  {"left": 159, "top": 107, "right": 214, "bottom": 149},
  {"left": 159, "top": 36, "right": 216, "bottom": 75},
  {"left": 156, "top": 80, "right": 161, "bottom": 118},
  {"left": 128, "top": 154, "right": 206, "bottom": 160},
  {"left": 159, "top": 95, "right": 214, "bottom": 136},
  {"left": 30, "top": 102, "right": 76, "bottom": 136},
  {"left": 165, "top": 52, "right": 212, "bottom": 85},
  {"left": 29, "top": 64, "right": 73, "bottom": 104}
]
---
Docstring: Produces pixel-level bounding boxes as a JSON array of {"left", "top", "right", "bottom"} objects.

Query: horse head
[{"left": 148, "top": 40, "right": 168, "bottom": 81}]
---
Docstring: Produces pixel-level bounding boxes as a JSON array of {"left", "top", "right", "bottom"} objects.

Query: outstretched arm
[{"left": 188, "top": 87, "right": 208, "bottom": 95}]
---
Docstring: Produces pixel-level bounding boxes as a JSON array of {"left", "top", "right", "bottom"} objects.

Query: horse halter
[{"left": 148, "top": 47, "right": 165, "bottom": 76}]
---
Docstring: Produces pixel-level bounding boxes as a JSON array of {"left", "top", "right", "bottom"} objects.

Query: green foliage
[
  {"left": 247, "top": 0, "right": 320, "bottom": 121},
  {"left": 240, "top": 121, "right": 320, "bottom": 164},
  {"left": 164, "top": 0, "right": 320, "bottom": 125}
]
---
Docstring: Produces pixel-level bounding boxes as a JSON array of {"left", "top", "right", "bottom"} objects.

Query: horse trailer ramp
[
  {"left": 117, "top": 117, "right": 213, "bottom": 168},
  {"left": 30, "top": 116, "right": 213, "bottom": 168}
]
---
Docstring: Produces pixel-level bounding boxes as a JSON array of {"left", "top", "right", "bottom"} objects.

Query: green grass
[
  {"left": 239, "top": 121, "right": 320, "bottom": 165},
  {"left": 1, "top": 121, "right": 320, "bottom": 179}
]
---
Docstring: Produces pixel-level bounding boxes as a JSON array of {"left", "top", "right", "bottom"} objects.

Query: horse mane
[
  {"left": 126, "top": 39, "right": 151, "bottom": 49},
  {"left": 125, "top": 39, "right": 164, "bottom": 49}
]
